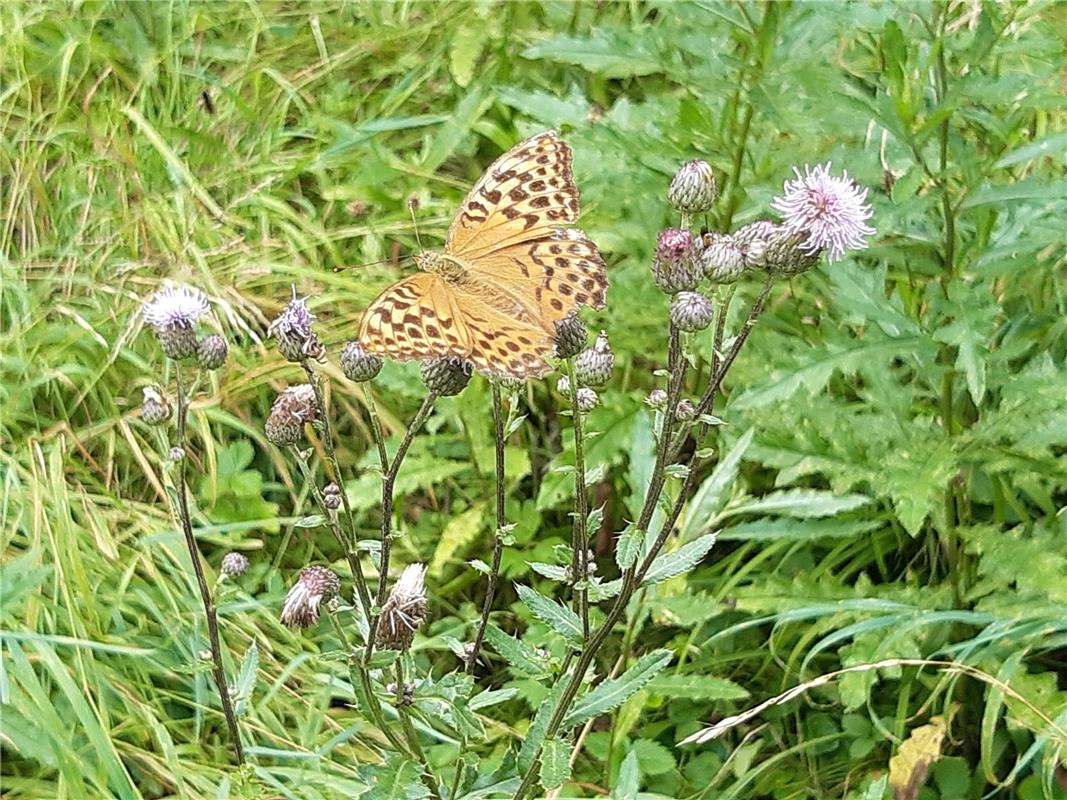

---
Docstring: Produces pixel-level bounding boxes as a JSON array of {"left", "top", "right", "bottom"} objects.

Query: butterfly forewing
[{"left": 359, "top": 273, "right": 470, "bottom": 361}]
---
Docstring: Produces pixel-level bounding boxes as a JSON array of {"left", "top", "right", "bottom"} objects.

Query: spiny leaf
[
  {"left": 641, "top": 533, "right": 717, "bottom": 585},
  {"left": 538, "top": 737, "right": 571, "bottom": 791},
  {"left": 562, "top": 649, "right": 673, "bottom": 728},
  {"left": 516, "top": 584, "right": 583, "bottom": 646}
]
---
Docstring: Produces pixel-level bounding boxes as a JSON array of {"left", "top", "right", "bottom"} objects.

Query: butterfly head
[
  {"left": 415, "top": 251, "right": 441, "bottom": 272},
  {"left": 417, "top": 251, "right": 467, "bottom": 283}
]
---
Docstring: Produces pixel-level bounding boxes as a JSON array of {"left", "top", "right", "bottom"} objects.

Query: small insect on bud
[
  {"left": 420, "top": 356, "right": 472, "bottom": 397},
  {"left": 670, "top": 291, "right": 715, "bottom": 332},
  {"left": 575, "top": 387, "right": 599, "bottom": 413},
  {"left": 268, "top": 289, "right": 325, "bottom": 363},
  {"left": 645, "top": 388, "right": 668, "bottom": 409},
  {"left": 697, "top": 233, "right": 746, "bottom": 284},
  {"left": 323, "top": 482, "right": 342, "bottom": 511},
  {"left": 220, "top": 552, "right": 249, "bottom": 578},
  {"left": 667, "top": 159, "right": 717, "bottom": 214},
  {"left": 675, "top": 399, "right": 697, "bottom": 421},
  {"left": 340, "top": 341, "right": 383, "bottom": 382},
  {"left": 574, "top": 331, "right": 614, "bottom": 388},
  {"left": 556, "top": 375, "right": 571, "bottom": 395},
  {"left": 280, "top": 566, "right": 340, "bottom": 628},
  {"left": 196, "top": 334, "right": 228, "bottom": 370},
  {"left": 375, "top": 564, "right": 428, "bottom": 651},
  {"left": 140, "top": 386, "right": 172, "bottom": 426},
  {"left": 651, "top": 228, "right": 699, "bottom": 294},
  {"left": 265, "top": 384, "right": 318, "bottom": 447},
  {"left": 553, "top": 311, "right": 588, "bottom": 359},
  {"left": 142, "top": 285, "right": 210, "bottom": 360}
]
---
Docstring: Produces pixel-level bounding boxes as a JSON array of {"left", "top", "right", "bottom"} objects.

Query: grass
[{"left": 3, "top": 1, "right": 1066, "bottom": 799}]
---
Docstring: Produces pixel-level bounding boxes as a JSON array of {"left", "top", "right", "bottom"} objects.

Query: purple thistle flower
[
  {"left": 770, "top": 162, "right": 875, "bottom": 263},
  {"left": 141, "top": 285, "right": 210, "bottom": 330}
]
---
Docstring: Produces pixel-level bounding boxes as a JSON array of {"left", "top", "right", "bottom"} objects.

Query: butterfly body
[{"left": 359, "top": 131, "right": 606, "bottom": 379}]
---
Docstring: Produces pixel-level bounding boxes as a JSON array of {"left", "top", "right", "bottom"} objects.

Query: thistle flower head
[
  {"left": 220, "top": 552, "right": 249, "bottom": 578},
  {"left": 697, "top": 233, "right": 746, "bottom": 284},
  {"left": 280, "top": 565, "right": 340, "bottom": 628},
  {"left": 196, "top": 334, "right": 228, "bottom": 370},
  {"left": 265, "top": 384, "right": 318, "bottom": 446},
  {"left": 268, "top": 288, "right": 325, "bottom": 363},
  {"left": 675, "top": 399, "right": 697, "bottom": 421},
  {"left": 141, "top": 285, "right": 210, "bottom": 359},
  {"left": 573, "top": 331, "right": 613, "bottom": 388},
  {"left": 340, "top": 341, "right": 383, "bottom": 382},
  {"left": 140, "top": 386, "right": 172, "bottom": 426},
  {"left": 770, "top": 162, "right": 875, "bottom": 263},
  {"left": 651, "top": 228, "right": 699, "bottom": 293},
  {"left": 575, "top": 387, "right": 599, "bottom": 412},
  {"left": 670, "top": 291, "right": 714, "bottom": 332},
  {"left": 667, "top": 160, "right": 717, "bottom": 214},
  {"left": 375, "top": 563, "right": 428, "bottom": 651},
  {"left": 420, "top": 356, "right": 472, "bottom": 396},
  {"left": 645, "top": 388, "right": 668, "bottom": 409},
  {"left": 553, "top": 312, "right": 588, "bottom": 359}
]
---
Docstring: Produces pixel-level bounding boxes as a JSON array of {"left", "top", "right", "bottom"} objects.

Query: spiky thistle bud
[
  {"left": 645, "top": 388, "right": 668, "bottom": 409},
  {"left": 420, "top": 356, "right": 471, "bottom": 396},
  {"left": 760, "top": 225, "right": 821, "bottom": 276},
  {"left": 340, "top": 341, "right": 383, "bottom": 382},
  {"left": 268, "top": 289, "right": 325, "bottom": 363},
  {"left": 220, "top": 552, "right": 249, "bottom": 578},
  {"left": 280, "top": 566, "right": 340, "bottom": 628},
  {"left": 667, "top": 160, "right": 717, "bottom": 214},
  {"left": 265, "top": 384, "right": 318, "bottom": 447},
  {"left": 651, "top": 228, "right": 699, "bottom": 293},
  {"left": 575, "top": 387, "right": 599, "bottom": 413},
  {"left": 675, "top": 399, "right": 697, "bottom": 421},
  {"left": 141, "top": 285, "right": 210, "bottom": 360},
  {"left": 323, "top": 482, "right": 342, "bottom": 511},
  {"left": 670, "top": 291, "right": 715, "bottom": 332},
  {"left": 697, "top": 233, "right": 746, "bottom": 284},
  {"left": 553, "top": 312, "right": 588, "bottom": 359},
  {"left": 574, "top": 331, "right": 613, "bottom": 388},
  {"left": 196, "top": 335, "right": 228, "bottom": 370},
  {"left": 140, "top": 386, "right": 172, "bottom": 426},
  {"left": 556, "top": 375, "right": 571, "bottom": 395},
  {"left": 375, "top": 564, "right": 427, "bottom": 651}
]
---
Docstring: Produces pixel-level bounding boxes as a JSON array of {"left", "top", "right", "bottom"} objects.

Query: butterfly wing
[{"left": 358, "top": 273, "right": 470, "bottom": 361}]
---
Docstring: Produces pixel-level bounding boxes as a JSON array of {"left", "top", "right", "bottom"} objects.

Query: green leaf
[
  {"left": 522, "top": 30, "right": 662, "bottom": 78},
  {"left": 519, "top": 680, "right": 567, "bottom": 773},
  {"left": 723, "top": 490, "right": 870, "bottom": 519},
  {"left": 611, "top": 750, "right": 641, "bottom": 800},
  {"left": 681, "top": 429, "right": 753, "bottom": 541},
  {"left": 232, "top": 641, "right": 258, "bottom": 717},
  {"left": 993, "top": 131, "right": 1067, "bottom": 168},
  {"left": 632, "top": 738, "right": 676, "bottom": 776},
  {"left": 615, "top": 526, "right": 644, "bottom": 571},
  {"left": 429, "top": 504, "right": 485, "bottom": 576},
  {"left": 641, "top": 533, "right": 717, "bottom": 585},
  {"left": 539, "top": 737, "right": 571, "bottom": 791},
  {"left": 483, "top": 625, "right": 550, "bottom": 677},
  {"left": 563, "top": 649, "right": 673, "bottom": 728},
  {"left": 516, "top": 584, "right": 583, "bottom": 646},
  {"left": 646, "top": 674, "right": 749, "bottom": 701},
  {"left": 470, "top": 687, "right": 518, "bottom": 711},
  {"left": 448, "top": 26, "right": 484, "bottom": 88},
  {"left": 361, "top": 758, "right": 430, "bottom": 800}
]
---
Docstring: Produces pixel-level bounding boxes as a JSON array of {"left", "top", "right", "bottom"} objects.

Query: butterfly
[{"left": 357, "top": 131, "right": 607, "bottom": 379}]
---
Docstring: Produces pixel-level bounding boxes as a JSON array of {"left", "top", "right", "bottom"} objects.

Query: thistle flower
[
  {"left": 697, "top": 233, "right": 746, "bottom": 284},
  {"left": 553, "top": 312, "right": 588, "bottom": 359},
  {"left": 196, "top": 334, "right": 228, "bottom": 370},
  {"left": 375, "top": 564, "right": 428, "bottom": 651},
  {"left": 420, "top": 356, "right": 472, "bottom": 396},
  {"left": 651, "top": 228, "right": 699, "bottom": 293},
  {"left": 645, "top": 388, "right": 668, "bottom": 409},
  {"left": 323, "top": 482, "right": 342, "bottom": 511},
  {"left": 268, "top": 289, "right": 325, "bottom": 363},
  {"left": 770, "top": 162, "right": 875, "bottom": 263},
  {"left": 280, "top": 566, "right": 340, "bottom": 628},
  {"left": 667, "top": 160, "right": 717, "bottom": 214},
  {"left": 265, "top": 384, "right": 318, "bottom": 446},
  {"left": 575, "top": 387, "right": 599, "bottom": 412},
  {"left": 220, "top": 552, "right": 249, "bottom": 578},
  {"left": 675, "top": 399, "right": 696, "bottom": 421},
  {"left": 574, "top": 331, "right": 613, "bottom": 388},
  {"left": 340, "top": 341, "right": 383, "bottom": 382},
  {"left": 140, "top": 386, "right": 172, "bottom": 426},
  {"left": 670, "top": 291, "right": 714, "bottom": 332},
  {"left": 141, "top": 285, "right": 210, "bottom": 360}
]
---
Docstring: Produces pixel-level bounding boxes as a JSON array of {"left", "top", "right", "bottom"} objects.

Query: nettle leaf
[
  {"left": 232, "top": 641, "right": 258, "bottom": 717},
  {"left": 516, "top": 584, "right": 583, "bottom": 646},
  {"left": 646, "top": 673, "right": 749, "bottom": 701},
  {"left": 539, "top": 737, "right": 571, "bottom": 791},
  {"left": 681, "top": 428, "right": 753, "bottom": 541},
  {"left": 483, "top": 625, "right": 550, "bottom": 677},
  {"left": 429, "top": 504, "right": 485, "bottom": 576},
  {"left": 641, "top": 533, "right": 717, "bottom": 585},
  {"left": 562, "top": 649, "right": 673, "bottom": 728},
  {"left": 723, "top": 489, "right": 870, "bottom": 519}
]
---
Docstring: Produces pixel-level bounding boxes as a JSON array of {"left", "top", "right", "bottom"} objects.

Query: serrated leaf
[
  {"left": 539, "top": 737, "right": 570, "bottom": 791},
  {"left": 519, "top": 679, "right": 567, "bottom": 772},
  {"left": 615, "top": 526, "right": 643, "bottom": 571},
  {"left": 723, "top": 490, "right": 870, "bottom": 519},
  {"left": 232, "top": 641, "right": 258, "bottom": 717},
  {"left": 448, "top": 25, "right": 484, "bottom": 88},
  {"left": 469, "top": 687, "right": 518, "bottom": 711},
  {"left": 632, "top": 738, "right": 675, "bottom": 776},
  {"left": 516, "top": 584, "right": 583, "bottom": 646},
  {"left": 611, "top": 750, "right": 641, "bottom": 800},
  {"left": 646, "top": 674, "right": 749, "bottom": 700},
  {"left": 361, "top": 758, "right": 430, "bottom": 800},
  {"left": 483, "top": 625, "right": 549, "bottom": 677},
  {"left": 641, "top": 533, "right": 716, "bottom": 585},
  {"left": 562, "top": 649, "right": 672, "bottom": 728},
  {"left": 293, "top": 514, "right": 326, "bottom": 528},
  {"left": 682, "top": 428, "right": 753, "bottom": 541},
  {"left": 429, "top": 504, "right": 485, "bottom": 576},
  {"left": 528, "top": 562, "right": 569, "bottom": 581}
]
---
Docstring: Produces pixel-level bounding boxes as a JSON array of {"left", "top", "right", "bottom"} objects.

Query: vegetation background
[{"left": 2, "top": 1, "right": 1065, "bottom": 798}]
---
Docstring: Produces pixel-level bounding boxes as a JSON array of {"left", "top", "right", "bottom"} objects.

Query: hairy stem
[{"left": 566, "top": 360, "right": 591, "bottom": 640}]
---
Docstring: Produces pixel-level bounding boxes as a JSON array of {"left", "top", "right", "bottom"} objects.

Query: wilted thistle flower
[
  {"left": 322, "top": 482, "right": 342, "bottom": 511},
  {"left": 574, "top": 331, "right": 613, "bottom": 388},
  {"left": 553, "top": 312, "right": 588, "bottom": 359},
  {"left": 375, "top": 564, "right": 428, "bottom": 651},
  {"left": 420, "top": 356, "right": 472, "bottom": 396},
  {"left": 575, "top": 387, "right": 599, "bottom": 413},
  {"left": 645, "top": 388, "right": 668, "bottom": 409},
  {"left": 141, "top": 285, "right": 210, "bottom": 360},
  {"left": 268, "top": 289, "right": 325, "bottom": 363},
  {"left": 670, "top": 291, "right": 714, "bottom": 332},
  {"left": 651, "top": 228, "right": 699, "bottom": 293},
  {"left": 697, "top": 233, "right": 746, "bottom": 284},
  {"left": 280, "top": 565, "right": 340, "bottom": 628},
  {"left": 340, "top": 341, "right": 383, "bottom": 382},
  {"left": 196, "top": 334, "right": 228, "bottom": 370},
  {"left": 264, "top": 384, "right": 318, "bottom": 446},
  {"left": 556, "top": 375, "right": 571, "bottom": 395},
  {"left": 770, "top": 162, "right": 875, "bottom": 263},
  {"left": 667, "top": 160, "right": 717, "bottom": 214},
  {"left": 675, "top": 399, "right": 697, "bottom": 421},
  {"left": 140, "top": 386, "right": 172, "bottom": 426},
  {"left": 220, "top": 552, "right": 249, "bottom": 578}
]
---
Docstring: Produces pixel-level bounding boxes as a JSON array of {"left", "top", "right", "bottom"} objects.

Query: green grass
[{"left": 3, "top": 1, "right": 1066, "bottom": 799}]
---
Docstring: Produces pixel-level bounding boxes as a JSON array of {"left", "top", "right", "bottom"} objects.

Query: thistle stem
[{"left": 566, "top": 359, "right": 591, "bottom": 640}]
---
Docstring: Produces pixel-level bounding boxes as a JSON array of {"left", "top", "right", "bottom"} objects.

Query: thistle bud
[
  {"left": 732, "top": 220, "right": 779, "bottom": 269},
  {"left": 375, "top": 564, "right": 428, "bottom": 651},
  {"left": 675, "top": 399, "right": 697, "bottom": 421},
  {"left": 667, "top": 160, "right": 717, "bottom": 214},
  {"left": 220, "top": 552, "right": 249, "bottom": 578},
  {"left": 323, "top": 482, "right": 342, "bottom": 511},
  {"left": 265, "top": 384, "right": 318, "bottom": 447},
  {"left": 553, "top": 312, "right": 588, "bottom": 359},
  {"left": 670, "top": 291, "right": 714, "bottom": 332},
  {"left": 340, "top": 341, "right": 383, "bottom": 382},
  {"left": 651, "top": 228, "right": 699, "bottom": 293},
  {"left": 196, "top": 335, "right": 228, "bottom": 370},
  {"left": 760, "top": 226, "right": 820, "bottom": 276},
  {"left": 268, "top": 290, "right": 325, "bottom": 363},
  {"left": 575, "top": 387, "right": 599, "bottom": 413},
  {"left": 420, "top": 356, "right": 472, "bottom": 397},
  {"left": 280, "top": 565, "right": 340, "bottom": 628},
  {"left": 697, "top": 233, "right": 746, "bottom": 284},
  {"left": 574, "top": 331, "right": 613, "bottom": 388},
  {"left": 645, "top": 388, "right": 668, "bottom": 409},
  {"left": 556, "top": 375, "right": 571, "bottom": 395},
  {"left": 140, "top": 386, "right": 172, "bottom": 426}
]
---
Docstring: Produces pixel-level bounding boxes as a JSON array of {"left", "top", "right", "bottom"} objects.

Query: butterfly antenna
[{"left": 407, "top": 197, "right": 423, "bottom": 251}]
